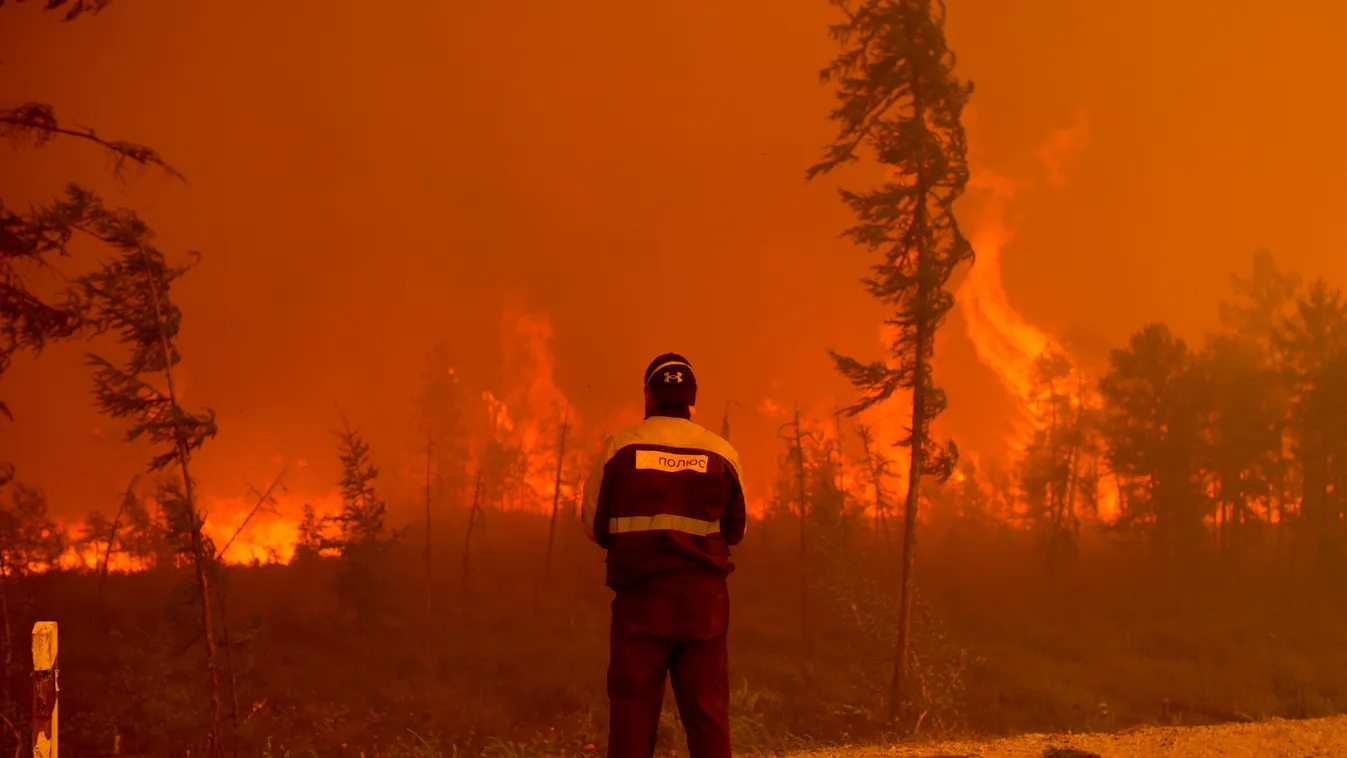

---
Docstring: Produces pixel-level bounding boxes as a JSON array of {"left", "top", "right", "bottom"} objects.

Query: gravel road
[{"left": 806, "top": 716, "right": 1347, "bottom": 758}]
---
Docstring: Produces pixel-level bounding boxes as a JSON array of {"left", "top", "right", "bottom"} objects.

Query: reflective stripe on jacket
[{"left": 580, "top": 413, "right": 746, "bottom": 588}]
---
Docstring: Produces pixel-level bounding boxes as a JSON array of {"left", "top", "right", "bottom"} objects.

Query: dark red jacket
[{"left": 581, "top": 411, "right": 747, "bottom": 589}]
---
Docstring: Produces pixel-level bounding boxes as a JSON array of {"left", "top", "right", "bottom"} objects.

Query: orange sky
[{"left": 3, "top": 0, "right": 1346, "bottom": 522}]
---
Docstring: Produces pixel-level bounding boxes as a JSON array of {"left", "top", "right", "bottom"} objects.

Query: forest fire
[
  {"left": 483, "top": 305, "right": 582, "bottom": 513},
  {"left": 52, "top": 212, "right": 1130, "bottom": 574},
  {"left": 950, "top": 118, "right": 1123, "bottom": 524},
  {"left": 957, "top": 167, "right": 1064, "bottom": 445},
  {"left": 4, "top": 1, "right": 1347, "bottom": 756},
  {"left": 46, "top": 305, "right": 589, "bottom": 571},
  {"left": 956, "top": 114, "right": 1092, "bottom": 453}
]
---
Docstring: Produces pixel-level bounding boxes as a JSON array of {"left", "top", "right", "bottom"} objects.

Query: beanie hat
[{"left": 644, "top": 352, "right": 697, "bottom": 407}]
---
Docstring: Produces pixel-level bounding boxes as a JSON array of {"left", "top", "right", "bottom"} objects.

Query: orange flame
[
  {"left": 956, "top": 168, "right": 1061, "bottom": 442},
  {"left": 492, "top": 305, "right": 581, "bottom": 512},
  {"left": 47, "top": 303, "right": 585, "bottom": 572},
  {"left": 956, "top": 110, "right": 1117, "bottom": 522}
]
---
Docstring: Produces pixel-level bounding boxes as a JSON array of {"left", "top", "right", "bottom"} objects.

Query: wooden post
[{"left": 32, "top": 622, "right": 56, "bottom": 758}]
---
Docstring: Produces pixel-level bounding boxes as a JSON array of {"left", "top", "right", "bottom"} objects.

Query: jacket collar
[{"left": 645, "top": 404, "right": 692, "bottom": 421}]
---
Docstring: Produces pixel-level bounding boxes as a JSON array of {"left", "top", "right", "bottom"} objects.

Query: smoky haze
[
  {"left": 9, "top": 2, "right": 1347, "bottom": 756},
  {"left": 3, "top": 0, "right": 1346, "bottom": 519}
]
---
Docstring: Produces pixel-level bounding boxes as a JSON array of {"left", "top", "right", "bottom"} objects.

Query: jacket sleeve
[
  {"left": 580, "top": 436, "right": 614, "bottom": 544},
  {"left": 721, "top": 467, "right": 747, "bottom": 546}
]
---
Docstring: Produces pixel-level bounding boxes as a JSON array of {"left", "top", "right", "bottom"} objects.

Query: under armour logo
[{"left": 664, "top": 371, "right": 683, "bottom": 383}]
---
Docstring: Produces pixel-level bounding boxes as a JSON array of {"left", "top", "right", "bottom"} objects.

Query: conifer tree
[
  {"left": 1098, "top": 324, "right": 1206, "bottom": 571},
  {"left": 1277, "top": 281, "right": 1347, "bottom": 581},
  {"left": 1, "top": 1, "right": 182, "bottom": 423},
  {"left": 1195, "top": 335, "right": 1280, "bottom": 575},
  {"left": 72, "top": 190, "right": 222, "bottom": 754},
  {"left": 293, "top": 504, "right": 326, "bottom": 564},
  {"left": 808, "top": 0, "right": 973, "bottom": 723},
  {"left": 1019, "top": 350, "right": 1082, "bottom": 573},
  {"left": 329, "top": 420, "right": 406, "bottom": 628},
  {"left": 1218, "top": 250, "right": 1299, "bottom": 539}
]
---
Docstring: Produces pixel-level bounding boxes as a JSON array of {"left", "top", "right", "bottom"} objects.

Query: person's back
[{"left": 581, "top": 353, "right": 746, "bottom": 758}]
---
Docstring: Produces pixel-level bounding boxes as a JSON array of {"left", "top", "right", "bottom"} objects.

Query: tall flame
[
  {"left": 482, "top": 304, "right": 581, "bottom": 513},
  {"left": 956, "top": 167, "right": 1064, "bottom": 444},
  {"left": 955, "top": 111, "right": 1118, "bottom": 522}
]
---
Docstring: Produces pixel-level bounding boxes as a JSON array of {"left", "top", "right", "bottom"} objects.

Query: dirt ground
[{"left": 808, "top": 716, "right": 1347, "bottom": 757}]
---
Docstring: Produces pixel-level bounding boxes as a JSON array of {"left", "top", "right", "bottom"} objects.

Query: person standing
[{"left": 581, "top": 353, "right": 747, "bottom": 758}]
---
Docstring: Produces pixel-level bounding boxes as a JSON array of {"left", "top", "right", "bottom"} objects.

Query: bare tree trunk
[
  {"left": 424, "top": 431, "right": 434, "bottom": 615},
  {"left": 215, "top": 474, "right": 284, "bottom": 563},
  {"left": 206, "top": 474, "right": 278, "bottom": 758},
  {"left": 141, "top": 247, "right": 221, "bottom": 757},
  {"left": 180, "top": 456, "right": 220, "bottom": 756},
  {"left": 891, "top": 325, "right": 927, "bottom": 725},
  {"left": 891, "top": 92, "right": 931, "bottom": 722},
  {"left": 1066, "top": 371, "right": 1085, "bottom": 531},
  {"left": 462, "top": 472, "right": 483, "bottom": 604},
  {"left": 98, "top": 476, "right": 139, "bottom": 601},
  {"left": 1047, "top": 381, "right": 1062, "bottom": 537},
  {"left": 792, "top": 404, "right": 811, "bottom": 658},
  {"left": 833, "top": 408, "right": 846, "bottom": 490},
  {"left": 878, "top": 489, "right": 893, "bottom": 564},
  {"left": 859, "top": 427, "right": 894, "bottom": 566},
  {"left": 0, "top": 569, "right": 9, "bottom": 727},
  {"left": 544, "top": 411, "right": 570, "bottom": 574},
  {"left": 213, "top": 579, "right": 241, "bottom": 758},
  {"left": 1114, "top": 470, "right": 1128, "bottom": 522}
]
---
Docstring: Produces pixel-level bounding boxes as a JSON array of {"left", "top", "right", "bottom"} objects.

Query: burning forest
[{"left": 4, "top": 0, "right": 1347, "bottom": 756}]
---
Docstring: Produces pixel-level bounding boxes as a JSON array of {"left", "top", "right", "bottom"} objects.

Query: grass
[{"left": 4, "top": 510, "right": 1345, "bottom": 757}]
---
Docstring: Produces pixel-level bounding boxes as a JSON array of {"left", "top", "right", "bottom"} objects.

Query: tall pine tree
[{"left": 808, "top": 0, "right": 973, "bottom": 724}]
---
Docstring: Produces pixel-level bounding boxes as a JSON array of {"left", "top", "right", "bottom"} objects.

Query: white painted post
[{"left": 32, "top": 622, "right": 57, "bottom": 758}]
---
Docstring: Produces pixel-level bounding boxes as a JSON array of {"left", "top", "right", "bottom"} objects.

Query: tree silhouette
[
  {"left": 1098, "top": 324, "right": 1206, "bottom": 572},
  {"left": 807, "top": 0, "right": 973, "bottom": 724},
  {"left": 854, "top": 423, "right": 895, "bottom": 562},
  {"left": 1194, "top": 335, "right": 1280, "bottom": 576},
  {"left": 1277, "top": 280, "right": 1347, "bottom": 581},
  {"left": 73, "top": 193, "right": 222, "bottom": 755},
  {"left": 1217, "top": 249, "right": 1300, "bottom": 540},
  {"left": 414, "top": 342, "right": 469, "bottom": 612},
  {"left": 1220, "top": 249, "right": 1301, "bottom": 351},
  {"left": 0, "top": 0, "right": 115, "bottom": 23},
  {"left": 328, "top": 419, "right": 405, "bottom": 630},
  {"left": 292, "top": 504, "right": 326, "bottom": 564},
  {"left": 1019, "top": 350, "right": 1083, "bottom": 573},
  {"left": 1, "top": 0, "right": 183, "bottom": 461}
]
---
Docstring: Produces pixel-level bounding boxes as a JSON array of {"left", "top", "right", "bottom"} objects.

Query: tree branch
[
  {"left": 0, "top": 0, "right": 115, "bottom": 22},
  {"left": 0, "top": 103, "right": 184, "bottom": 182}
]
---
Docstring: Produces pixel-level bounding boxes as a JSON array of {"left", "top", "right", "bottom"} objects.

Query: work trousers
[{"left": 606, "top": 572, "right": 730, "bottom": 758}]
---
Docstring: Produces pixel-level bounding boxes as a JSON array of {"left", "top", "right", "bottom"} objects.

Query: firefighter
[{"left": 580, "top": 353, "right": 747, "bottom": 758}]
